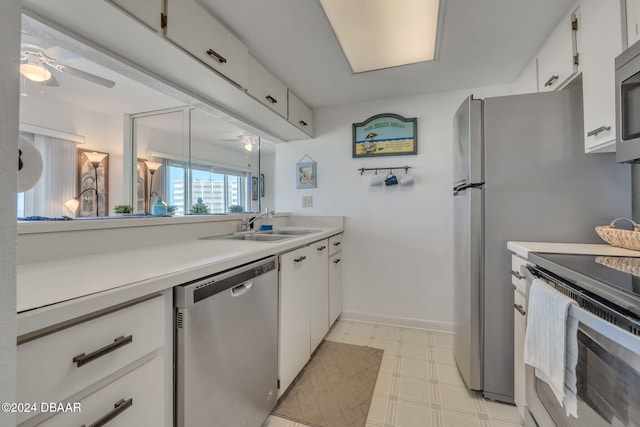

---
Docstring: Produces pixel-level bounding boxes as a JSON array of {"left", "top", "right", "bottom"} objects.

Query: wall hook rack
[{"left": 358, "top": 166, "right": 411, "bottom": 175}]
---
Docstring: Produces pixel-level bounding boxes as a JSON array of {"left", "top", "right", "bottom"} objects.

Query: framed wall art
[
  {"left": 136, "top": 159, "right": 148, "bottom": 213},
  {"left": 77, "top": 148, "right": 109, "bottom": 216},
  {"left": 296, "top": 158, "right": 316, "bottom": 189},
  {"left": 252, "top": 176, "right": 259, "bottom": 200},
  {"left": 260, "top": 173, "right": 265, "bottom": 197},
  {"left": 353, "top": 113, "right": 418, "bottom": 158}
]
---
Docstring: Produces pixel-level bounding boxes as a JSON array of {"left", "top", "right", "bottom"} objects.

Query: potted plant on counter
[
  {"left": 190, "top": 198, "right": 209, "bottom": 214},
  {"left": 228, "top": 205, "right": 244, "bottom": 213},
  {"left": 114, "top": 204, "right": 134, "bottom": 215}
]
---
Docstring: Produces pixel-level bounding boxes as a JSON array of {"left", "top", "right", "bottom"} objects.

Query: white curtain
[{"left": 23, "top": 134, "right": 77, "bottom": 217}]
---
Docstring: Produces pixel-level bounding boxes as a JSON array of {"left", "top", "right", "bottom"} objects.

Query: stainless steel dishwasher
[{"left": 174, "top": 256, "right": 278, "bottom": 427}]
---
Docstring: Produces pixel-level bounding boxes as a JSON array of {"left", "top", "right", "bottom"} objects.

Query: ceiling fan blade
[
  {"left": 41, "top": 46, "right": 79, "bottom": 62},
  {"left": 57, "top": 64, "right": 116, "bottom": 88}
]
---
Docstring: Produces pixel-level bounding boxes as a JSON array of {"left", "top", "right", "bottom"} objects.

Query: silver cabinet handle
[
  {"left": 333, "top": 258, "right": 341, "bottom": 264},
  {"left": 317, "top": 245, "right": 327, "bottom": 251},
  {"left": 514, "top": 304, "right": 526, "bottom": 316},
  {"left": 587, "top": 125, "right": 611, "bottom": 137},
  {"left": 206, "top": 49, "right": 227, "bottom": 64},
  {"left": 544, "top": 75, "right": 559, "bottom": 87},
  {"left": 299, "top": 120, "right": 308, "bottom": 127},
  {"left": 82, "top": 398, "right": 133, "bottom": 427},
  {"left": 72, "top": 335, "right": 133, "bottom": 368},
  {"left": 511, "top": 270, "right": 524, "bottom": 280},
  {"left": 294, "top": 256, "right": 307, "bottom": 263},
  {"left": 265, "top": 95, "right": 278, "bottom": 104}
]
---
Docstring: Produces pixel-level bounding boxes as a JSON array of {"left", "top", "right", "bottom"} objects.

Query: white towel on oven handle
[{"left": 523, "top": 278, "right": 579, "bottom": 418}]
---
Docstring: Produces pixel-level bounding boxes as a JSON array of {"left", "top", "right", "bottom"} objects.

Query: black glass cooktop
[{"left": 527, "top": 252, "right": 640, "bottom": 317}]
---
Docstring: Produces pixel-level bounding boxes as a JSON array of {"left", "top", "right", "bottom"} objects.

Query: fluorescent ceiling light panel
[{"left": 320, "top": 0, "right": 441, "bottom": 73}]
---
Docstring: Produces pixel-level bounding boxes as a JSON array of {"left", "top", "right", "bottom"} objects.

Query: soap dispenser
[
  {"left": 260, "top": 209, "right": 273, "bottom": 231},
  {"left": 151, "top": 196, "right": 168, "bottom": 216}
]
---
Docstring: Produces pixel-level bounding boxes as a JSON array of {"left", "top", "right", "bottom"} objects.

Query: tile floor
[{"left": 263, "top": 319, "right": 524, "bottom": 427}]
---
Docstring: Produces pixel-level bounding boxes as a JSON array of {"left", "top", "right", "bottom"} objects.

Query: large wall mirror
[{"left": 17, "top": 15, "right": 275, "bottom": 220}]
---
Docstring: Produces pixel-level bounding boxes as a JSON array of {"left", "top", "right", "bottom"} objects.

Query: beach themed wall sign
[
  {"left": 352, "top": 113, "right": 417, "bottom": 158},
  {"left": 296, "top": 154, "right": 317, "bottom": 189}
]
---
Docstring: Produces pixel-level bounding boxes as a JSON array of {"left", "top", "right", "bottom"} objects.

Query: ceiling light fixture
[
  {"left": 19, "top": 63, "right": 52, "bottom": 82},
  {"left": 319, "top": 0, "right": 441, "bottom": 73}
]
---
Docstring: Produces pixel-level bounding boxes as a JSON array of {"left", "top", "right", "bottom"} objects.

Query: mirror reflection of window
[{"left": 18, "top": 15, "right": 274, "bottom": 219}]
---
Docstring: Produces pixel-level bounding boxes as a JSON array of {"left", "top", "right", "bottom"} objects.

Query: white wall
[
  {"left": 19, "top": 95, "right": 125, "bottom": 213},
  {"left": 275, "top": 84, "right": 514, "bottom": 331},
  {"left": 0, "top": 0, "right": 20, "bottom": 423}
]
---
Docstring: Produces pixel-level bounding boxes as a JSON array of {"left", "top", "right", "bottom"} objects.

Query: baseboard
[{"left": 339, "top": 311, "right": 455, "bottom": 334}]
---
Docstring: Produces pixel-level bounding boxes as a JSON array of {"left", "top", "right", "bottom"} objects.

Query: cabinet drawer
[
  {"left": 165, "top": 0, "right": 249, "bottom": 88},
  {"left": 288, "top": 90, "right": 313, "bottom": 136},
  {"left": 328, "top": 234, "right": 343, "bottom": 256},
  {"left": 17, "top": 295, "right": 165, "bottom": 423},
  {"left": 511, "top": 255, "right": 529, "bottom": 295},
  {"left": 39, "top": 356, "right": 165, "bottom": 427},
  {"left": 247, "top": 55, "right": 288, "bottom": 118}
]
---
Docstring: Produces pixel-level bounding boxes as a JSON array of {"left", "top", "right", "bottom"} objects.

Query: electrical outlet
[{"left": 302, "top": 196, "right": 313, "bottom": 208}]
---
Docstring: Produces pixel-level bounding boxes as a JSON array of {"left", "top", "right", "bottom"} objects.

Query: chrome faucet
[{"left": 240, "top": 209, "right": 272, "bottom": 232}]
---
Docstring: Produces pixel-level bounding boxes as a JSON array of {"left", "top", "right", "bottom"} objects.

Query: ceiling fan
[{"left": 19, "top": 45, "right": 116, "bottom": 89}]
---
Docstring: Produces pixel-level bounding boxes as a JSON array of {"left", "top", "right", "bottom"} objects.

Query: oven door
[{"left": 526, "top": 306, "right": 640, "bottom": 427}]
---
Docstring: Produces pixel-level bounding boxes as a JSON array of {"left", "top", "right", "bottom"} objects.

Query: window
[{"left": 165, "top": 159, "right": 249, "bottom": 215}]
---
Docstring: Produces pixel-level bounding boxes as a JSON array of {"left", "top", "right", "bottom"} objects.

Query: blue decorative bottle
[{"left": 151, "top": 196, "right": 168, "bottom": 216}]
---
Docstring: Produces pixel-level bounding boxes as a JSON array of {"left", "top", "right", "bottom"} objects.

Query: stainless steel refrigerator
[{"left": 452, "top": 89, "right": 631, "bottom": 403}]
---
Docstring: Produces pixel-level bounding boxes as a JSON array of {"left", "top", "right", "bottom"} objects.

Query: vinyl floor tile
[{"left": 264, "top": 320, "right": 523, "bottom": 427}]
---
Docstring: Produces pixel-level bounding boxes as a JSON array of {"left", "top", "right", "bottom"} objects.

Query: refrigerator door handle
[{"left": 453, "top": 182, "right": 485, "bottom": 195}]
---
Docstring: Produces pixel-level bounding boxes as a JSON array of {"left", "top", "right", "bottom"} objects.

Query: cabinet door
[
  {"left": 513, "top": 290, "right": 527, "bottom": 420},
  {"left": 537, "top": 9, "right": 578, "bottom": 92},
  {"left": 288, "top": 90, "right": 314, "bottom": 136},
  {"left": 582, "top": 0, "right": 623, "bottom": 152},
  {"left": 279, "top": 246, "right": 312, "bottom": 396},
  {"left": 329, "top": 252, "right": 343, "bottom": 327},
  {"left": 247, "top": 55, "right": 288, "bottom": 118},
  {"left": 40, "top": 356, "right": 165, "bottom": 427},
  {"left": 627, "top": 0, "right": 640, "bottom": 47},
  {"left": 107, "top": 0, "right": 163, "bottom": 33},
  {"left": 165, "top": 0, "right": 249, "bottom": 88},
  {"left": 309, "top": 239, "right": 329, "bottom": 353}
]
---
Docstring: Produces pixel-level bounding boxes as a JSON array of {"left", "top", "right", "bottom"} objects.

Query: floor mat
[{"left": 273, "top": 340, "right": 383, "bottom": 427}]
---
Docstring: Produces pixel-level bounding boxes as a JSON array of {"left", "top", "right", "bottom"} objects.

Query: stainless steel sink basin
[
  {"left": 261, "top": 229, "right": 320, "bottom": 235},
  {"left": 200, "top": 233, "right": 294, "bottom": 242}
]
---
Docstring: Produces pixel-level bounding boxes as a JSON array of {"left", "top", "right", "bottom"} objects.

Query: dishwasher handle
[{"left": 230, "top": 280, "right": 254, "bottom": 297}]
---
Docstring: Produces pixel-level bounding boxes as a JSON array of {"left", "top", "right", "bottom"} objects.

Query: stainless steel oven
[
  {"left": 524, "top": 265, "right": 640, "bottom": 427},
  {"left": 616, "top": 40, "right": 640, "bottom": 163}
]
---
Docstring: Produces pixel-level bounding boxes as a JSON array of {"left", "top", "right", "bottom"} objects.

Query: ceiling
[
  {"left": 201, "top": 0, "right": 577, "bottom": 108},
  {"left": 20, "top": 0, "right": 578, "bottom": 125}
]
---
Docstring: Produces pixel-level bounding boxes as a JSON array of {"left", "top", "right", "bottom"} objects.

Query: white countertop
[
  {"left": 17, "top": 226, "right": 342, "bottom": 336},
  {"left": 507, "top": 241, "right": 640, "bottom": 259}
]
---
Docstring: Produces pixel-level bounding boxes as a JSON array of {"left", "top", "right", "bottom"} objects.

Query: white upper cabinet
[
  {"left": 581, "top": 0, "right": 623, "bottom": 152},
  {"left": 288, "top": 90, "right": 314, "bottom": 137},
  {"left": 627, "top": 0, "right": 640, "bottom": 47},
  {"left": 106, "top": 0, "right": 163, "bottom": 33},
  {"left": 247, "top": 55, "right": 288, "bottom": 118},
  {"left": 537, "top": 8, "right": 579, "bottom": 92},
  {"left": 164, "top": 0, "right": 249, "bottom": 88}
]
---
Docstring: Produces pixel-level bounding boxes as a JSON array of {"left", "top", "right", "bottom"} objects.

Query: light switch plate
[{"left": 302, "top": 196, "right": 313, "bottom": 208}]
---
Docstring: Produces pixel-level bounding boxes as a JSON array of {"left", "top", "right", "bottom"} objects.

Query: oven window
[
  {"left": 535, "top": 326, "right": 640, "bottom": 427},
  {"left": 621, "top": 72, "right": 640, "bottom": 141}
]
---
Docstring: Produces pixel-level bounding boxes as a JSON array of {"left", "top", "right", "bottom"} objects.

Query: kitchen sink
[
  {"left": 261, "top": 229, "right": 320, "bottom": 235},
  {"left": 199, "top": 233, "right": 294, "bottom": 242}
]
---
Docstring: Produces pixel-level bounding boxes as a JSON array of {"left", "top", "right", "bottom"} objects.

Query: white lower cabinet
[
  {"left": 279, "top": 236, "right": 342, "bottom": 396},
  {"left": 309, "top": 239, "right": 329, "bottom": 352},
  {"left": 279, "top": 245, "right": 313, "bottom": 396},
  {"left": 511, "top": 254, "right": 530, "bottom": 420},
  {"left": 39, "top": 356, "right": 165, "bottom": 426},
  {"left": 328, "top": 252, "right": 343, "bottom": 326},
  {"left": 17, "top": 293, "right": 171, "bottom": 426}
]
